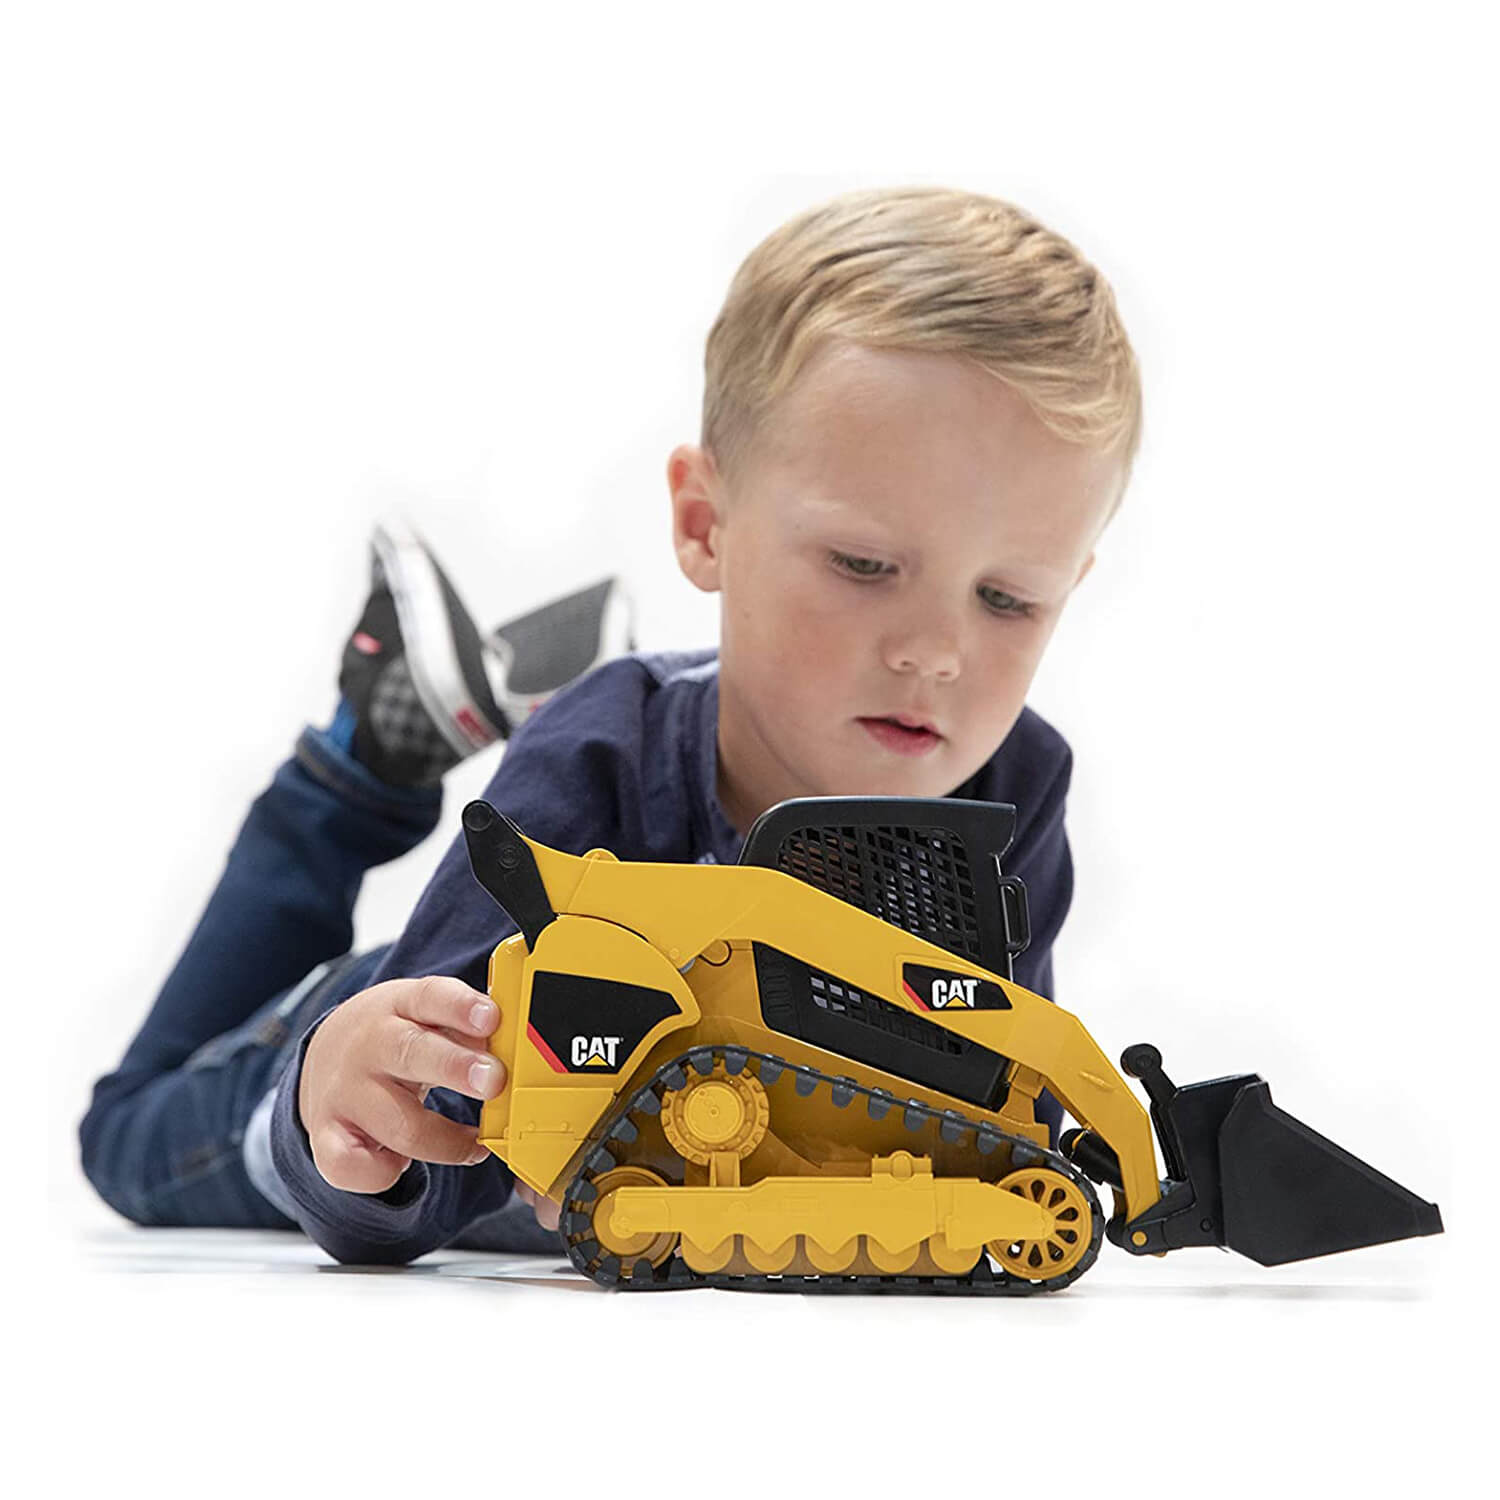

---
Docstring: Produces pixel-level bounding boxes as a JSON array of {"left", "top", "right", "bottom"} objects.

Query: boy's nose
[{"left": 883, "top": 625, "right": 961, "bottom": 682}]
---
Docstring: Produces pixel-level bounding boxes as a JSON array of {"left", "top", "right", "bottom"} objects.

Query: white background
[{"left": 5, "top": 1, "right": 1493, "bottom": 1491}]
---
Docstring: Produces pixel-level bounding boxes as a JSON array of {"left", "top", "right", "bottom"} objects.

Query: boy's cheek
[
  {"left": 734, "top": 598, "right": 847, "bottom": 681},
  {"left": 770, "top": 594, "right": 865, "bottom": 667}
]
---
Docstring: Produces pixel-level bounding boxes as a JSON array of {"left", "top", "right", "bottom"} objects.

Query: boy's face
[{"left": 669, "top": 340, "right": 1124, "bottom": 835}]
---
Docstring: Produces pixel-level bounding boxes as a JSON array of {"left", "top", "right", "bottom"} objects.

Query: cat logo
[
  {"left": 930, "top": 976, "right": 979, "bottom": 1009},
  {"left": 571, "top": 1034, "right": 624, "bottom": 1068},
  {"left": 901, "top": 962, "right": 1009, "bottom": 1013}
]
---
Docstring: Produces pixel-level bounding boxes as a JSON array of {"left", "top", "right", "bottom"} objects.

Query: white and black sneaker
[
  {"left": 486, "top": 576, "right": 637, "bottom": 729},
  {"left": 338, "top": 520, "right": 637, "bottom": 787},
  {"left": 338, "top": 519, "right": 510, "bottom": 787}
]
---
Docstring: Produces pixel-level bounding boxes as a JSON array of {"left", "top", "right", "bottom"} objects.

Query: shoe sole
[
  {"left": 487, "top": 577, "right": 636, "bottom": 726},
  {"left": 371, "top": 518, "right": 505, "bottom": 757}
]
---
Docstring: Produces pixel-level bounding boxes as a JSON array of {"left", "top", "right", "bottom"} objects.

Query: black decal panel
[
  {"left": 753, "top": 944, "right": 1011, "bottom": 1111},
  {"left": 527, "top": 970, "right": 681, "bottom": 1074}
]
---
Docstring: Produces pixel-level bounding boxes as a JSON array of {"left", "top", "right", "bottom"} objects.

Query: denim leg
[
  {"left": 80, "top": 726, "right": 441, "bottom": 1226},
  {"left": 81, "top": 953, "right": 376, "bottom": 1227}
]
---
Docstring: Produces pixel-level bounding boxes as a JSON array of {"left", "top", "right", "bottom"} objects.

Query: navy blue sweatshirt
[{"left": 270, "top": 648, "right": 1075, "bottom": 1264}]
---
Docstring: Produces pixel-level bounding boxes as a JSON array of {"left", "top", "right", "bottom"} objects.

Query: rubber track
[{"left": 559, "top": 1044, "right": 1105, "bottom": 1295}]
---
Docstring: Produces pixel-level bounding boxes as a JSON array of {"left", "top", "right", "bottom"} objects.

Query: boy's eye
[
  {"left": 829, "top": 550, "right": 893, "bottom": 579},
  {"left": 978, "top": 585, "right": 1036, "bottom": 619},
  {"left": 831, "top": 551, "right": 1036, "bottom": 620}
]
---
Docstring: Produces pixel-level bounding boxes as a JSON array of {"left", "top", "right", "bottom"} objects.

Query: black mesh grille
[
  {"left": 739, "top": 796, "right": 1026, "bottom": 979},
  {"left": 774, "top": 822, "right": 983, "bottom": 963}
]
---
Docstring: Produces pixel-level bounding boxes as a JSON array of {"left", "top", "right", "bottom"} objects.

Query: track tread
[{"left": 560, "top": 1045, "right": 1105, "bottom": 1296}]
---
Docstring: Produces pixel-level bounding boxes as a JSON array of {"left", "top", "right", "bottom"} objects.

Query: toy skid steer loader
[{"left": 462, "top": 794, "right": 1442, "bottom": 1295}]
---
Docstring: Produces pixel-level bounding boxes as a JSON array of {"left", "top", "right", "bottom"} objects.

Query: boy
[{"left": 80, "top": 185, "right": 1142, "bottom": 1266}]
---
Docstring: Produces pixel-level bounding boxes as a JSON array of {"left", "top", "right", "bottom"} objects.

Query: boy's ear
[{"left": 668, "top": 444, "right": 725, "bottom": 593}]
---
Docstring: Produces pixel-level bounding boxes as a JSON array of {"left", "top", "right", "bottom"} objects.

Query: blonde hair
[{"left": 702, "top": 185, "right": 1143, "bottom": 501}]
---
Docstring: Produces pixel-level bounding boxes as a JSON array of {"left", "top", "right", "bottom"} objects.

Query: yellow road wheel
[
  {"left": 741, "top": 1234, "right": 798, "bottom": 1272},
  {"left": 682, "top": 1235, "right": 736, "bottom": 1274},
  {"left": 803, "top": 1235, "right": 859, "bottom": 1273},
  {"left": 661, "top": 1062, "right": 769, "bottom": 1165},
  {"left": 923, "top": 1236, "right": 982, "bottom": 1275},
  {"left": 590, "top": 1166, "right": 678, "bottom": 1270},
  {"left": 864, "top": 1235, "right": 921, "bottom": 1273},
  {"left": 987, "top": 1167, "right": 1092, "bottom": 1281}
]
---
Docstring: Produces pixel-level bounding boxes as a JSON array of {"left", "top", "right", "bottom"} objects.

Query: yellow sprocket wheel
[
  {"left": 661, "top": 1061, "right": 769, "bottom": 1165},
  {"left": 590, "top": 1165, "right": 679, "bottom": 1271},
  {"left": 987, "top": 1167, "right": 1093, "bottom": 1281}
]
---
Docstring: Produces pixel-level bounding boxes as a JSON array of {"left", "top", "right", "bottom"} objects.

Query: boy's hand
[{"left": 300, "top": 976, "right": 505, "bottom": 1194}]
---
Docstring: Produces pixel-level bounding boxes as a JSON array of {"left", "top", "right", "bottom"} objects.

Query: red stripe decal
[
  {"left": 454, "top": 703, "right": 497, "bottom": 746},
  {"left": 903, "top": 980, "right": 930, "bottom": 1010},
  {"left": 527, "top": 1021, "right": 567, "bottom": 1073}
]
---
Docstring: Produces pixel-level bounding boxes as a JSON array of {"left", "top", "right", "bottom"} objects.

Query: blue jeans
[{"left": 79, "top": 726, "right": 441, "bottom": 1229}]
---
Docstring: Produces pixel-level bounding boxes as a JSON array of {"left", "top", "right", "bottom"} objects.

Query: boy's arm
[
  {"left": 269, "top": 659, "right": 648, "bottom": 1264},
  {"left": 1007, "top": 739, "right": 1074, "bottom": 1003}
]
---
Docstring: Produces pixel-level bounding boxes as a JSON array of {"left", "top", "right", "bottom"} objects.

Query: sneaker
[
  {"left": 486, "top": 576, "right": 637, "bottom": 728},
  {"left": 337, "top": 518, "right": 509, "bottom": 787}
]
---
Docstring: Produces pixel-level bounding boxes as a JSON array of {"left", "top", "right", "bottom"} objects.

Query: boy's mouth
[{"left": 857, "top": 715, "right": 943, "bottom": 756}]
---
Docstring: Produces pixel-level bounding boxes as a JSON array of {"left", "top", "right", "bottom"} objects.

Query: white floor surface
[{"left": 22, "top": 1197, "right": 1471, "bottom": 1496}]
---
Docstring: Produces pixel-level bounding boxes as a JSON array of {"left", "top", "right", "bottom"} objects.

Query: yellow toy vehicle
[{"left": 462, "top": 794, "right": 1442, "bottom": 1294}]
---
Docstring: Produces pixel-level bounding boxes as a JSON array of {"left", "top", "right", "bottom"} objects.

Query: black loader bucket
[{"left": 1092, "top": 1044, "right": 1443, "bottom": 1266}]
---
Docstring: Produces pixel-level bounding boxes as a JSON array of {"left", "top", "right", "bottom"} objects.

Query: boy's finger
[
  {"left": 388, "top": 975, "right": 498, "bottom": 1039},
  {"left": 513, "top": 1180, "right": 561, "bottom": 1230},
  {"left": 360, "top": 1084, "right": 492, "bottom": 1168},
  {"left": 311, "top": 1121, "right": 413, "bottom": 1195},
  {"left": 380, "top": 1017, "right": 508, "bottom": 1099},
  {"left": 430, "top": 1023, "right": 492, "bottom": 1054}
]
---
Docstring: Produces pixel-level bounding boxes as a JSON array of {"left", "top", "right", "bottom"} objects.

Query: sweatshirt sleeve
[
  {"left": 269, "top": 659, "right": 651, "bottom": 1264},
  {"left": 1005, "top": 739, "right": 1074, "bottom": 1007}
]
